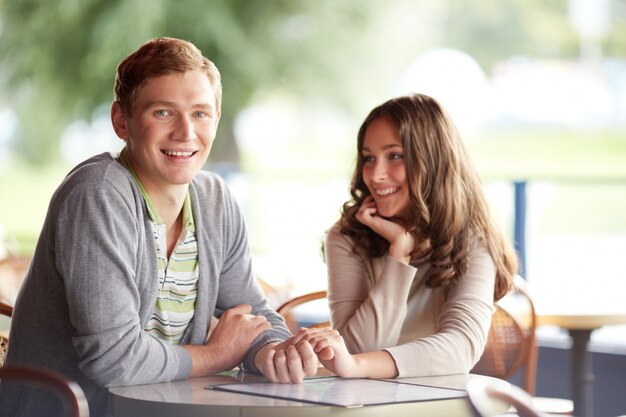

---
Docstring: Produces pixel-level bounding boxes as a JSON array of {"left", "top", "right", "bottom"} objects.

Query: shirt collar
[{"left": 118, "top": 147, "right": 195, "bottom": 232}]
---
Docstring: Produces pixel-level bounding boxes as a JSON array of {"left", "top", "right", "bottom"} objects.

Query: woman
[{"left": 294, "top": 93, "right": 518, "bottom": 379}]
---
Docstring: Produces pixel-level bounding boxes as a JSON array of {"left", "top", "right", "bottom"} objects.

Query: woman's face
[{"left": 361, "top": 117, "right": 410, "bottom": 220}]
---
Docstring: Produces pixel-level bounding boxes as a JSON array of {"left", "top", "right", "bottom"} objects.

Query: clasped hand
[
  {"left": 192, "top": 305, "right": 320, "bottom": 383},
  {"left": 254, "top": 336, "right": 320, "bottom": 384},
  {"left": 265, "top": 327, "right": 361, "bottom": 380}
]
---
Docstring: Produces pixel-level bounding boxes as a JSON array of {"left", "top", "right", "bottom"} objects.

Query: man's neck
[
  {"left": 147, "top": 186, "right": 187, "bottom": 258},
  {"left": 148, "top": 185, "right": 187, "bottom": 229}
]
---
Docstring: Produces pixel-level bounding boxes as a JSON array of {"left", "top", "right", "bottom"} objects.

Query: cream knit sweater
[{"left": 325, "top": 223, "right": 495, "bottom": 377}]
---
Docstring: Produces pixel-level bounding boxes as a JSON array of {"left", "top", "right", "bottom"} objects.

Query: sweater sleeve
[
  {"left": 326, "top": 224, "right": 495, "bottom": 377},
  {"left": 56, "top": 177, "right": 191, "bottom": 387},
  {"left": 384, "top": 237, "right": 495, "bottom": 377},
  {"left": 325, "top": 224, "right": 418, "bottom": 352}
]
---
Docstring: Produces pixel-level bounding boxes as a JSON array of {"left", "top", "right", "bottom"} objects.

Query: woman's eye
[
  {"left": 390, "top": 153, "right": 403, "bottom": 160},
  {"left": 362, "top": 155, "right": 375, "bottom": 163}
]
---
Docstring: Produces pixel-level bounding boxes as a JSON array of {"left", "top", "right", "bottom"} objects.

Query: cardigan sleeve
[{"left": 56, "top": 174, "right": 191, "bottom": 387}]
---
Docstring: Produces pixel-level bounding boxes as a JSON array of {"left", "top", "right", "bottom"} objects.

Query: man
[{"left": 1, "top": 37, "right": 317, "bottom": 417}]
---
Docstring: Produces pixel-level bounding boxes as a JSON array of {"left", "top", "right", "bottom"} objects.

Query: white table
[
  {"left": 536, "top": 309, "right": 626, "bottom": 417},
  {"left": 109, "top": 369, "right": 505, "bottom": 417}
]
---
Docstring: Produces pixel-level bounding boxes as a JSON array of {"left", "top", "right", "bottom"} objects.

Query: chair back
[
  {"left": 277, "top": 291, "right": 329, "bottom": 333},
  {"left": 471, "top": 276, "right": 538, "bottom": 395},
  {"left": 0, "top": 301, "right": 12, "bottom": 318},
  {"left": 0, "top": 365, "right": 90, "bottom": 417}
]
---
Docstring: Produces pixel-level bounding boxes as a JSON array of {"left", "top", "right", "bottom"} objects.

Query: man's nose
[{"left": 172, "top": 116, "right": 196, "bottom": 141}]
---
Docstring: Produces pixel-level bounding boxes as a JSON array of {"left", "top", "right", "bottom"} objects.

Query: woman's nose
[{"left": 373, "top": 161, "right": 388, "bottom": 180}]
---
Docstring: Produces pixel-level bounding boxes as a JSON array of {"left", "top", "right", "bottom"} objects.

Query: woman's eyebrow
[{"left": 362, "top": 144, "right": 402, "bottom": 152}]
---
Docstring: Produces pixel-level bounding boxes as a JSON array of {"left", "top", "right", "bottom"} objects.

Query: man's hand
[
  {"left": 254, "top": 338, "right": 319, "bottom": 383},
  {"left": 184, "top": 304, "right": 271, "bottom": 377}
]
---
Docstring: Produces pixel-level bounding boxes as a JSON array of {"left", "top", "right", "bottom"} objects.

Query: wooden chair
[
  {"left": 277, "top": 290, "right": 329, "bottom": 333},
  {"left": 0, "top": 301, "right": 12, "bottom": 366},
  {"left": 0, "top": 301, "right": 88, "bottom": 416},
  {"left": 0, "top": 365, "right": 90, "bottom": 417},
  {"left": 471, "top": 276, "right": 573, "bottom": 415},
  {"left": 0, "top": 301, "right": 12, "bottom": 318}
]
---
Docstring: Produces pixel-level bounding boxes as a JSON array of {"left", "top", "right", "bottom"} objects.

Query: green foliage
[
  {"left": 0, "top": 0, "right": 625, "bottom": 167},
  {"left": 0, "top": 0, "right": 388, "bottom": 165}
]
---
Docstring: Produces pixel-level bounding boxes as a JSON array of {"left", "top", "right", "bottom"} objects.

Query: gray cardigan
[{"left": 1, "top": 152, "right": 290, "bottom": 417}]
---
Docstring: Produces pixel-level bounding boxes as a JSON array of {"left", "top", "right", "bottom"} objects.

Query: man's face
[{"left": 112, "top": 69, "right": 220, "bottom": 195}]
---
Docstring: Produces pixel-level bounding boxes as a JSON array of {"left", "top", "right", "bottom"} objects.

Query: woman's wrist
[
  {"left": 388, "top": 245, "right": 411, "bottom": 264},
  {"left": 388, "top": 232, "right": 414, "bottom": 264},
  {"left": 353, "top": 351, "right": 399, "bottom": 379}
]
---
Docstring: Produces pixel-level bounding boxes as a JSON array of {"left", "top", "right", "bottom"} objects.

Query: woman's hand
[
  {"left": 288, "top": 327, "right": 399, "bottom": 379},
  {"left": 356, "top": 196, "right": 415, "bottom": 263},
  {"left": 289, "top": 327, "right": 361, "bottom": 378}
]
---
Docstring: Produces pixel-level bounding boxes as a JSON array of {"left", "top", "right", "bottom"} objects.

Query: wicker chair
[
  {"left": 471, "top": 278, "right": 538, "bottom": 395},
  {"left": 0, "top": 365, "right": 90, "bottom": 417},
  {"left": 0, "top": 301, "right": 12, "bottom": 366},
  {"left": 277, "top": 290, "right": 329, "bottom": 333},
  {"left": 472, "top": 277, "right": 573, "bottom": 415}
]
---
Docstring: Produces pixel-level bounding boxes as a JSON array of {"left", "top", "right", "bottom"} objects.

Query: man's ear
[
  {"left": 215, "top": 109, "right": 221, "bottom": 127},
  {"left": 111, "top": 101, "right": 129, "bottom": 140}
]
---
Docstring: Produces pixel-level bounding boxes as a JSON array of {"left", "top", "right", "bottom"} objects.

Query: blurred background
[
  {"left": 0, "top": 0, "right": 625, "bottom": 408},
  {"left": 5, "top": 0, "right": 625, "bottom": 305}
]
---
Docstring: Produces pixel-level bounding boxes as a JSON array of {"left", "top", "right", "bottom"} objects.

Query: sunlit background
[{"left": 1, "top": 0, "right": 626, "bottom": 352}]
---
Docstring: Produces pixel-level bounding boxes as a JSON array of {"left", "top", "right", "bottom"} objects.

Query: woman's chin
[
  {"left": 377, "top": 208, "right": 394, "bottom": 218},
  {"left": 380, "top": 211, "right": 410, "bottom": 225}
]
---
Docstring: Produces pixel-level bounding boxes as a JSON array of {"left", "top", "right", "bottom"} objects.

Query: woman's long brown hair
[{"left": 339, "top": 94, "right": 517, "bottom": 300}]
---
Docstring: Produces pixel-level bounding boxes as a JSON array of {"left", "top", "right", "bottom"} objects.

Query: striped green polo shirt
[{"left": 118, "top": 149, "right": 199, "bottom": 344}]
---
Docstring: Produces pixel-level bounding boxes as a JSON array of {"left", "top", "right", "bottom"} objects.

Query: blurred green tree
[
  {"left": 0, "top": 0, "right": 382, "bottom": 166},
  {"left": 0, "top": 0, "right": 623, "bottom": 166}
]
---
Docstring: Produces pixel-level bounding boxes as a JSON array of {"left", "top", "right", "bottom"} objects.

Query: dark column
[
  {"left": 570, "top": 329, "right": 595, "bottom": 417},
  {"left": 513, "top": 180, "right": 527, "bottom": 277}
]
